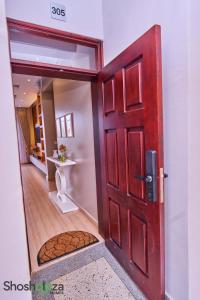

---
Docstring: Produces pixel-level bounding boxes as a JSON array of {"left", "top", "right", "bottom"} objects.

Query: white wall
[
  {"left": 5, "top": 0, "right": 103, "bottom": 39},
  {"left": 53, "top": 80, "right": 98, "bottom": 221},
  {"left": 188, "top": 0, "right": 200, "bottom": 298},
  {"left": 0, "top": 0, "right": 31, "bottom": 299},
  {"left": 102, "top": 1, "right": 189, "bottom": 299},
  {"left": 2, "top": 0, "right": 103, "bottom": 298}
]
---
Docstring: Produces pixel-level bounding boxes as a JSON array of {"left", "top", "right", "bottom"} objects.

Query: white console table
[{"left": 47, "top": 157, "right": 79, "bottom": 213}]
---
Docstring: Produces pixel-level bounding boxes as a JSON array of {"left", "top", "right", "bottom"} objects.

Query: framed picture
[
  {"left": 56, "top": 118, "right": 61, "bottom": 138},
  {"left": 65, "top": 113, "right": 74, "bottom": 137},
  {"left": 60, "top": 116, "right": 66, "bottom": 138}
]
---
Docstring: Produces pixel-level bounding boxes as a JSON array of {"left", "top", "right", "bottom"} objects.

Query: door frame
[
  {"left": 7, "top": 18, "right": 106, "bottom": 241},
  {"left": 7, "top": 18, "right": 103, "bottom": 80}
]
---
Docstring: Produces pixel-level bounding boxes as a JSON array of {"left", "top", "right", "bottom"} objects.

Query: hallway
[{"left": 21, "top": 164, "right": 102, "bottom": 273}]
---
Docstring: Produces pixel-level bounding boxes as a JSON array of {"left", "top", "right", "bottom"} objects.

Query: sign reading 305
[{"left": 51, "top": 2, "right": 66, "bottom": 21}]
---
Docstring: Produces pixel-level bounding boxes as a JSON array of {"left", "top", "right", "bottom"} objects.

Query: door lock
[
  {"left": 134, "top": 151, "right": 168, "bottom": 202},
  {"left": 135, "top": 150, "right": 157, "bottom": 202}
]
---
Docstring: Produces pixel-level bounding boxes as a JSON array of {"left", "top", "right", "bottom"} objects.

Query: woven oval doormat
[{"left": 37, "top": 231, "right": 99, "bottom": 265}]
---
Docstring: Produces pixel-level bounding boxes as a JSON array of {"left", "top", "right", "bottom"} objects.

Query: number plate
[{"left": 51, "top": 2, "right": 66, "bottom": 21}]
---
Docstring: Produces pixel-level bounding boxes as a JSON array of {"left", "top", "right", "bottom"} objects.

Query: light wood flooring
[{"left": 21, "top": 164, "right": 102, "bottom": 274}]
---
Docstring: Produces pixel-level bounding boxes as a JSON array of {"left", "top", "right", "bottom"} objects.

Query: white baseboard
[
  {"left": 78, "top": 205, "right": 98, "bottom": 226},
  {"left": 71, "top": 198, "right": 98, "bottom": 226},
  {"left": 30, "top": 155, "right": 47, "bottom": 174}
]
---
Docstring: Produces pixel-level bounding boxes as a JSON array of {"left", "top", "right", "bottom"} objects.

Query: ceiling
[{"left": 13, "top": 74, "right": 41, "bottom": 108}]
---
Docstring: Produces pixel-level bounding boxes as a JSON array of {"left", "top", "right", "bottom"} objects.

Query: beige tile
[{"left": 52, "top": 257, "right": 135, "bottom": 300}]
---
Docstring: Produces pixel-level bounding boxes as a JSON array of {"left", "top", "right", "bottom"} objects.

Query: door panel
[
  {"left": 125, "top": 61, "right": 143, "bottom": 109},
  {"left": 98, "top": 25, "right": 164, "bottom": 300},
  {"left": 106, "top": 131, "right": 119, "bottom": 188},
  {"left": 108, "top": 198, "right": 121, "bottom": 247},
  {"left": 117, "top": 128, "right": 127, "bottom": 193},
  {"left": 127, "top": 129, "right": 145, "bottom": 199},
  {"left": 103, "top": 78, "right": 115, "bottom": 114},
  {"left": 129, "top": 213, "right": 148, "bottom": 274}
]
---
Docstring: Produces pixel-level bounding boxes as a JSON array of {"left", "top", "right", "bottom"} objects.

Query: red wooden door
[{"left": 98, "top": 25, "right": 164, "bottom": 300}]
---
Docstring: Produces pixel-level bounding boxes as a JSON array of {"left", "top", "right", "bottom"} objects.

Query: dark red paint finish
[
  {"left": 97, "top": 26, "right": 164, "bottom": 300},
  {"left": 130, "top": 213, "right": 147, "bottom": 273},
  {"left": 103, "top": 79, "right": 115, "bottom": 114},
  {"left": 106, "top": 131, "right": 119, "bottom": 188},
  {"left": 125, "top": 62, "right": 143, "bottom": 108},
  {"left": 108, "top": 199, "right": 121, "bottom": 247}
]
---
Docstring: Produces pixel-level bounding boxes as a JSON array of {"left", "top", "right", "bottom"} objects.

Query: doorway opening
[
  {"left": 8, "top": 18, "right": 104, "bottom": 274},
  {"left": 13, "top": 73, "right": 103, "bottom": 273}
]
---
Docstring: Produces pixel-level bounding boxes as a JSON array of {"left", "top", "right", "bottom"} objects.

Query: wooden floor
[{"left": 21, "top": 164, "right": 102, "bottom": 274}]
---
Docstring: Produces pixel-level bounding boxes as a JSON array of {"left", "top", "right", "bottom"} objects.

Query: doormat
[{"left": 37, "top": 231, "right": 99, "bottom": 265}]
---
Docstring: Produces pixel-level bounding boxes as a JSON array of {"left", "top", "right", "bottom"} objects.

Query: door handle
[
  {"left": 135, "top": 175, "right": 153, "bottom": 183},
  {"left": 134, "top": 151, "right": 168, "bottom": 202},
  {"left": 135, "top": 174, "right": 168, "bottom": 182}
]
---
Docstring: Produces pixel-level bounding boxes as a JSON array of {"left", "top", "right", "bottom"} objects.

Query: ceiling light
[{"left": 27, "top": 79, "right": 31, "bottom": 82}]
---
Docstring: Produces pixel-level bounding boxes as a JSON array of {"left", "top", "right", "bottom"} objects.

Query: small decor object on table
[{"left": 58, "top": 144, "right": 67, "bottom": 162}]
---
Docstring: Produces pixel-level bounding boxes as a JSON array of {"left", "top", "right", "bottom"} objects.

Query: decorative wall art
[
  {"left": 65, "top": 113, "right": 74, "bottom": 138},
  {"left": 60, "top": 116, "right": 66, "bottom": 138},
  {"left": 56, "top": 113, "right": 74, "bottom": 138},
  {"left": 56, "top": 118, "right": 61, "bottom": 138}
]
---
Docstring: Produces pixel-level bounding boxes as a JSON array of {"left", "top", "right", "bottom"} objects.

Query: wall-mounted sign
[{"left": 51, "top": 2, "right": 66, "bottom": 21}]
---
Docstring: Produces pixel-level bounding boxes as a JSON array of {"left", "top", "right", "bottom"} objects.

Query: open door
[{"left": 98, "top": 25, "right": 164, "bottom": 300}]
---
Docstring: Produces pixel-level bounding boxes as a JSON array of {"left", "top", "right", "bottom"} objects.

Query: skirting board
[
  {"left": 78, "top": 205, "right": 98, "bottom": 226},
  {"left": 30, "top": 155, "right": 47, "bottom": 175},
  {"left": 49, "top": 191, "right": 79, "bottom": 213}
]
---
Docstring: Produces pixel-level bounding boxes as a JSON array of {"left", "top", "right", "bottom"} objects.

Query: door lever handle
[
  {"left": 135, "top": 174, "right": 168, "bottom": 181},
  {"left": 135, "top": 175, "right": 153, "bottom": 183}
]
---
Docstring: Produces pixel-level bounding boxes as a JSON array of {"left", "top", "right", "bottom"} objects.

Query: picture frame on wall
[
  {"left": 60, "top": 116, "right": 67, "bottom": 138},
  {"left": 65, "top": 113, "right": 74, "bottom": 138},
  {"left": 56, "top": 118, "right": 61, "bottom": 138}
]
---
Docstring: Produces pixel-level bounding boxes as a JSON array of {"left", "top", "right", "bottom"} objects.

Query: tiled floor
[
  {"left": 52, "top": 257, "right": 135, "bottom": 300},
  {"left": 32, "top": 242, "right": 146, "bottom": 300}
]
